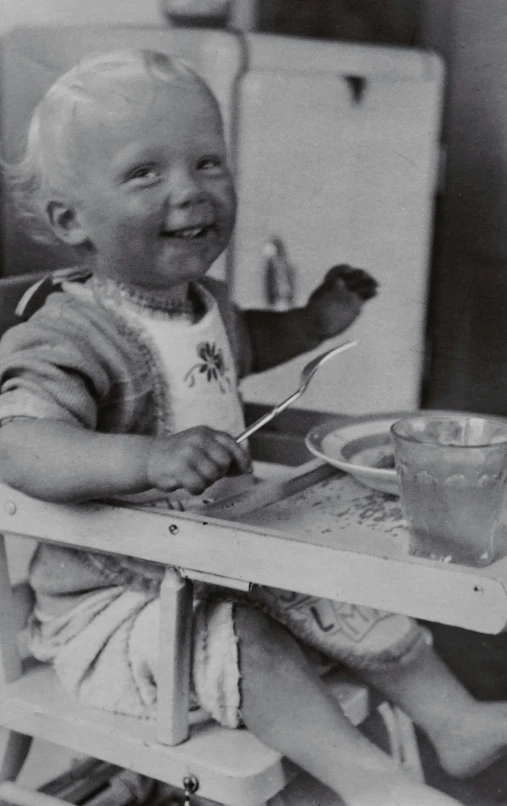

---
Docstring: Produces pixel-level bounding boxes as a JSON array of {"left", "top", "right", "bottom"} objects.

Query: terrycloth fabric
[
  {"left": 193, "top": 598, "right": 241, "bottom": 728},
  {"left": 27, "top": 574, "right": 426, "bottom": 727},
  {"left": 28, "top": 583, "right": 242, "bottom": 727}
]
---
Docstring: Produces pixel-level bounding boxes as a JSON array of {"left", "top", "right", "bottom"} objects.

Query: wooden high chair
[{"left": 0, "top": 274, "right": 423, "bottom": 806}]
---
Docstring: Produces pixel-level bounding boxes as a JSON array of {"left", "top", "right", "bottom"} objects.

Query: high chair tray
[{"left": 2, "top": 451, "right": 507, "bottom": 635}]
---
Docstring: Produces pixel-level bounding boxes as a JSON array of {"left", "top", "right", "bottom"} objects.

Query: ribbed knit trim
[{"left": 89, "top": 275, "right": 204, "bottom": 320}]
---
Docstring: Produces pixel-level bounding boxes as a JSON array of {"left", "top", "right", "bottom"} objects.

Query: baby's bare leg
[
  {"left": 361, "top": 640, "right": 507, "bottom": 778},
  {"left": 235, "top": 606, "right": 461, "bottom": 806}
]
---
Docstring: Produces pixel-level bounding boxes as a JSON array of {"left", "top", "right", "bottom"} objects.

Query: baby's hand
[
  {"left": 146, "top": 426, "right": 251, "bottom": 496},
  {"left": 304, "top": 265, "right": 378, "bottom": 339}
]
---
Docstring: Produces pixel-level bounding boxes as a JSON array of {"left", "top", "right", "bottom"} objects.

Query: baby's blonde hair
[{"left": 6, "top": 49, "right": 218, "bottom": 246}]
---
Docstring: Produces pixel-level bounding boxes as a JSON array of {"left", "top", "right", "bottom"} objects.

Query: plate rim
[{"left": 305, "top": 413, "right": 403, "bottom": 480}]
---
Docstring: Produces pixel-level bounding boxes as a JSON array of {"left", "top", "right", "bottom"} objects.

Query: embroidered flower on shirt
[{"left": 184, "top": 341, "right": 231, "bottom": 393}]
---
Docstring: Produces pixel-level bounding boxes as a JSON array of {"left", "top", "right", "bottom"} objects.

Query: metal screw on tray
[{"left": 183, "top": 774, "right": 199, "bottom": 805}]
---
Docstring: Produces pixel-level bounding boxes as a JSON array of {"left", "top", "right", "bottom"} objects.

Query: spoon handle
[
  {"left": 236, "top": 389, "right": 303, "bottom": 444},
  {"left": 236, "top": 339, "right": 357, "bottom": 444}
]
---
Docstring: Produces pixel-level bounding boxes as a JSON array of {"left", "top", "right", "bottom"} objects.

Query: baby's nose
[{"left": 169, "top": 168, "right": 207, "bottom": 207}]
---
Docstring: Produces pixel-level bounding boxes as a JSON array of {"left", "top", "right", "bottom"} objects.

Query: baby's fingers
[
  {"left": 326, "top": 265, "right": 378, "bottom": 300},
  {"left": 212, "top": 431, "right": 252, "bottom": 475}
]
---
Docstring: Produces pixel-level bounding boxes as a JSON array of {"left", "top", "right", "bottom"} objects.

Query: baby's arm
[
  {"left": 0, "top": 418, "right": 250, "bottom": 504},
  {"left": 243, "top": 265, "right": 377, "bottom": 372},
  {"left": 0, "top": 294, "right": 250, "bottom": 504}
]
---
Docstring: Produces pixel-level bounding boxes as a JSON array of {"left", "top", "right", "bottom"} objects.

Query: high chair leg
[
  {"left": 157, "top": 568, "right": 194, "bottom": 746},
  {"left": 0, "top": 730, "right": 32, "bottom": 784},
  {"left": 377, "top": 703, "right": 424, "bottom": 782},
  {"left": 0, "top": 533, "right": 33, "bottom": 787}
]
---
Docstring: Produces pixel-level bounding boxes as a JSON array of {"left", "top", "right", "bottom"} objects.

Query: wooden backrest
[
  {"left": 0, "top": 274, "right": 37, "bottom": 674},
  {"left": 0, "top": 274, "right": 46, "bottom": 613},
  {"left": 0, "top": 273, "right": 46, "bottom": 341}
]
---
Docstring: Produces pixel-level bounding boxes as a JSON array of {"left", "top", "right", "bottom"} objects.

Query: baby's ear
[{"left": 46, "top": 200, "right": 88, "bottom": 246}]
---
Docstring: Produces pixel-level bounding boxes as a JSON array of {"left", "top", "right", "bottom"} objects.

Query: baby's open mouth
[{"left": 161, "top": 225, "right": 215, "bottom": 240}]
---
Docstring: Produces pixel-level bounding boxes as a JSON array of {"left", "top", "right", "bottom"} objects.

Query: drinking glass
[{"left": 391, "top": 413, "right": 507, "bottom": 566}]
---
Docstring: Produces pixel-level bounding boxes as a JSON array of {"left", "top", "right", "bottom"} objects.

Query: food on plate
[{"left": 351, "top": 444, "right": 395, "bottom": 471}]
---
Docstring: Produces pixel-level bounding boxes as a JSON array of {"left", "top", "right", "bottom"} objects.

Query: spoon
[{"left": 236, "top": 339, "right": 358, "bottom": 443}]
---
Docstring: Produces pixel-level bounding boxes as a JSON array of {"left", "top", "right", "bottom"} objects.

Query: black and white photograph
[{"left": 1, "top": 2, "right": 507, "bottom": 805}]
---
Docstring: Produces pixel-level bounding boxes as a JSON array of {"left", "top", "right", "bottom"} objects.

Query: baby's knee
[
  {"left": 192, "top": 599, "right": 304, "bottom": 729},
  {"left": 235, "top": 602, "right": 279, "bottom": 638}
]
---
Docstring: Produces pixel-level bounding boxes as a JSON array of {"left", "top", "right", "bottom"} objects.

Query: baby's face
[{"left": 64, "top": 77, "right": 236, "bottom": 289}]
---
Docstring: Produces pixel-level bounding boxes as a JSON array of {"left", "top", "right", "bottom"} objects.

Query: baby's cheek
[{"left": 125, "top": 194, "right": 160, "bottom": 220}]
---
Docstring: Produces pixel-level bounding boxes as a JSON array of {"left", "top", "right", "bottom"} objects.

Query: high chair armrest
[{"left": 0, "top": 482, "right": 220, "bottom": 565}]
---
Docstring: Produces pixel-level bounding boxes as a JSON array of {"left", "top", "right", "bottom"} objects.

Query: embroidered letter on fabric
[{"left": 262, "top": 589, "right": 393, "bottom": 643}]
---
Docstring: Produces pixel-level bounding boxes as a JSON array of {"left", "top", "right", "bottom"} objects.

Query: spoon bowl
[{"left": 236, "top": 340, "right": 358, "bottom": 443}]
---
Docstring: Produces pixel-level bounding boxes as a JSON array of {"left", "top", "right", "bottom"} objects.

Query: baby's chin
[
  {"left": 111, "top": 263, "right": 213, "bottom": 291},
  {"left": 152, "top": 250, "right": 225, "bottom": 286}
]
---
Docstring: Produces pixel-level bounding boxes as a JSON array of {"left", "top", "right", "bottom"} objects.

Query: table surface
[{"left": 243, "top": 467, "right": 411, "bottom": 555}]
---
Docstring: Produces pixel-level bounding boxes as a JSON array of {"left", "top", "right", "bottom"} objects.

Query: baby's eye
[
  {"left": 125, "top": 165, "right": 160, "bottom": 184},
  {"left": 197, "top": 157, "right": 223, "bottom": 172}
]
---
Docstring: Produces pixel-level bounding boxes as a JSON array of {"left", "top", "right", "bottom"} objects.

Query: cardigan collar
[{"left": 89, "top": 275, "right": 206, "bottom": 319}]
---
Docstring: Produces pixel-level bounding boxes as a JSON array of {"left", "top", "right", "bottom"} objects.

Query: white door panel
[{"left": 232, "top": 71, "right": 356, "bottom": 308}]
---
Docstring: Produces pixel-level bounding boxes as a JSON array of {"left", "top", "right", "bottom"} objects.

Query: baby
[{"left": 0, "top": 50, "right": 505, "bottom": 806}]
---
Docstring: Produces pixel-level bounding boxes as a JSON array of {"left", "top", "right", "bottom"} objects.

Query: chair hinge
[{"left": 179, "top": 567, "right": 250, "bottom": 591}]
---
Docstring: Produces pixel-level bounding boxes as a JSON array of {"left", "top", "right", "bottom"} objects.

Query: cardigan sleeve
[{"left": 0, "top": 293, "right": 132, "bottom": 429}]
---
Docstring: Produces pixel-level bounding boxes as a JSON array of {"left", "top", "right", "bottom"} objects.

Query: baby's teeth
[{"left": 180, "top": 227, "right": 203, "bottom": 239}]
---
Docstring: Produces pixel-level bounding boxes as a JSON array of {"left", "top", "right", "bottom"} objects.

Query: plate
[{"left": 305, "top": 416, "right": 401, "bottom": 495}]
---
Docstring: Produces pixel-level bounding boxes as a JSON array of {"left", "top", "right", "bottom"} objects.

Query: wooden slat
[
  {"left": 11, "top": 584, "right": 34, "bottom": 635},
  {"left": 0, "top": 273, "right": 46, "bottom": 340},
  {"left": 157, "top": 569, "right": 193, "bottom": 746},
  {"left": 0, "top": 535, "right": 32, "bottom": 784},
  {"left": 0, "top": 536, "right": 22, "bottom": 686}
]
